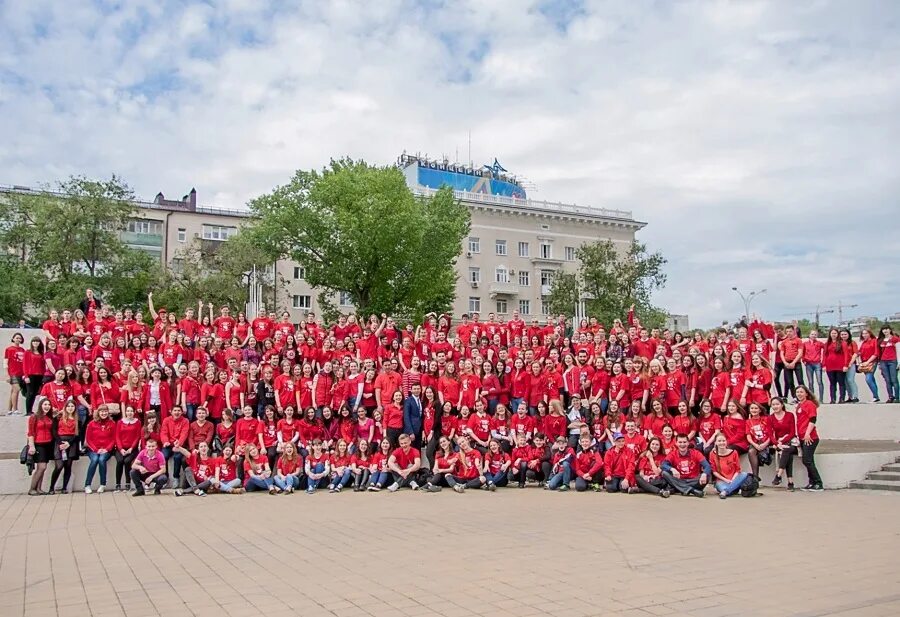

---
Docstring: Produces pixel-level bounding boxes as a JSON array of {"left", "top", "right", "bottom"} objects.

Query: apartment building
[{"left": 2, "top": 158, "right": 645, "bottom": 321}]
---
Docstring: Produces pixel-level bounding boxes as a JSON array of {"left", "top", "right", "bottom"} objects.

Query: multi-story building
[{"left": 2, "top": 157, "right": 646, "bottom": 321}]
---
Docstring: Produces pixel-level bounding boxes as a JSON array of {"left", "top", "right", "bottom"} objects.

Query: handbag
[{"left": 858, "top": 361, "right": 875, "bottom": 374}]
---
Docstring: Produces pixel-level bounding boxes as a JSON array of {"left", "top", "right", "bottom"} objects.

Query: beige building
[{"left": 2, "top": 161, "right": 645, "bottom": 321}]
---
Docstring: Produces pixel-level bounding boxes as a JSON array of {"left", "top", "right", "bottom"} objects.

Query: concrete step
[
  {"left": 881, "top": 462, "right": 900, "bottom": 472},
  {"left": 867, "top": 471, "right": 900, "bottom": 481},
  {"left": 849, "top": 479, "right": 900, "bottom": 491}
]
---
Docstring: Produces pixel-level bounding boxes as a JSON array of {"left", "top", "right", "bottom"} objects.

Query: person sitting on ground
[
  {"left": 130, "top": 439, "right": 168, "bottom": 496},
  {"left": 661, "top": 433, "right": 711, "bottom": 498},
  {"left": 387, "top": 433, "right": 421, "bottom": 492}
]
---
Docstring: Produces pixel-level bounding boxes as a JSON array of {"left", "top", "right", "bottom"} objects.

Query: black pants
[
  {"left": 114, "top": 450, "right": 138, "bottom": 485},
  {"left": 526, "top": 462, "right": 551, "bottom": 483},
  {"left": 778, "top": 445, "right": 797, "bottom": 477},
  {"left": 386, "top": 428, "right": 403, "bottom": 449},
  {"left": 773, "top": 364, "right": 785, "bottom": 398},
  {"left": 661, "top": 471, "right": 703, "bottom": 495},
  {"left": 826, "top": 370, "right": 847, "bottom": 403},
  {"left": 782, "top": 365, "right": 804, "bottom": 399},
  {"left": 130, "top": 470, "right": 168, "bottom": 494},
  {"left": 605, "top": 476, "right": 628, "bottom": 493},
  {"left": 636, "top": 475, "right": 667, "bottom": 495},
  {"left": 446, "top": 475, "right": 483, "bottom": 489},
  {"left": 574, "top": 473, "right": 603, "bottom": 491},
  {"left": 266, "top": 445, "right": 279, "bottom": 471},
  {"left": 24, "top": 375, "right": 42, "bottom": 415},
  {"left": 801, "top": 439, "right": 822, "bottom": 486}
]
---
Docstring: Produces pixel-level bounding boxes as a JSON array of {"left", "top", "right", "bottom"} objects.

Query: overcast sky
[{"left": 1, "top": 0, "right": 898, "bottom": 327}]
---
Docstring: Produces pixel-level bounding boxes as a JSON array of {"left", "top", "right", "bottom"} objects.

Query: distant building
[
  {"left": 666, "top": 314, "right": 690, "bottom": 333},
  {"left": 2, "top": 157, "right": 647, "bottom": 321}
]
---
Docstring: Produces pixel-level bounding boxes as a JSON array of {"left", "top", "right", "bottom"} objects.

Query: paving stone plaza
[{"left": 1, "top": 487, "right": 898, "bottom": 617}]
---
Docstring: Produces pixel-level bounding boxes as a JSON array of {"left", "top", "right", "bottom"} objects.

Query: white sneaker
[
  {"left": 97, "top": 486, "right": 105, "bottom": 494},
  {"left": 387, "top": 482, "right": 400, "bottom": 492},
  {"left": 84, "top": 487, "right": 92, "bottom": 494},
  {"left": 410, "top": 481, "right": 420, "bottom": 491}
]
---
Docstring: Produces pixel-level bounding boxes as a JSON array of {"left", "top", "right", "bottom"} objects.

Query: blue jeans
[
  {"left": 547, "top": 461, "right": 572, "bottom": 490},
  {"left": 162, "top": 447, "right": 184, "bottom": 481},
  {"left": 273, "top": 475, "right": 300, "bottom": 490},
  {"left": 864, "top": 369, "right": 880, "bottom": 400},
  {"left": 332, "top": 468, "right": 353, "bottom": 488},
  {"left": 880, "top": 360, "right": 899, "bottom": 400},
  {"left": 85, "top": 450, "right": 111, "bottom": 487},
  {"left": 185, "top": 404, "right": 198, "bottom": 423},
  {"left": 510, "top": 398, "right": 524, "bottom": 415},
  {"left": 486, "top": 470, "right": 508, "bottom": 487},
  {"left": 217, "top": 478, "right": 242, "bottom": 493},
  {"left": 804, "top": 364, "right": 824, "bottom": 401},
  {"left": 244, "top": 476, "right": 274, "bottom": 491},
  {"left": 715, "top": 472, "right": 748, "bottom": 496},
  {"left": 369, "top": 471, "right": 390, "bottom": 488},
  {"left": 845, "top": 364, "right": 859, "bottom": 400},
  {"left": 307, "top": 463, "right": 326, "bottom": 492}
]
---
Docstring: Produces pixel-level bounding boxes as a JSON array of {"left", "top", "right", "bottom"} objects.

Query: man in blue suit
[{"left": 403, "top": 383, "right": 425, "bottom": 450}]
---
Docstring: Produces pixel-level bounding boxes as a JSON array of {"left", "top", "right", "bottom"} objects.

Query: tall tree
[
  {"left": 0, "top": 176, "right": 165, "bottom": 316},
  {"left": 247, "top": 158, "right": 471, "bottom": 320},
  {"left": 546, "top": 239, "right": 668, "bottom": 327}
]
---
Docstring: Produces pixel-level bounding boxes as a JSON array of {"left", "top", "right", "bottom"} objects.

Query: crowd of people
[{"left": 8, "top": 287, "right": 900, "bottom": 498}]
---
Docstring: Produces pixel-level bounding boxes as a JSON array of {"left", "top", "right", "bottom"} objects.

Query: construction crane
[
  {"left": 821, "top": 301, "right": 859, "bottom": 325},
  {"left": 783, "top": 306, "right": 835, "bottom": 329}
]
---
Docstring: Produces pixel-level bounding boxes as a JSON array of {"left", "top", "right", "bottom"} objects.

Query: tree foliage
[
  {"left": 246, "top": 158, "right": 471, "bottom": 321},
  {"left": 0, "top": 176, "right": 165, "bottom": 318},
  {"left": 546, "top": 239, "right": 668, "bottom": 327}
]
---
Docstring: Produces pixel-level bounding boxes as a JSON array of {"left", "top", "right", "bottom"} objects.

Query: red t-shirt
[{"left": 390, "top": 446, "right": 420, "bottom": 470}]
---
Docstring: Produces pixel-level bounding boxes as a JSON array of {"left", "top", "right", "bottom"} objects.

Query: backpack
[{"left": 740, "top": 474, "right": 760, "bottom": 498}]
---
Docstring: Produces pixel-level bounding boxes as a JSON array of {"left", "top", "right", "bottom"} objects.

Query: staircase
[{"left": 850, "top": 458, "right": 900, "bottom": 491}]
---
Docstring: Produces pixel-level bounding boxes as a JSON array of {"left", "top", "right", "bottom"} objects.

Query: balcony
[
  {"left": 489, "top": 281, "right": 519, "bottom": 297},
  {"left": 121, "top": 231, "right": 163, "bottom": 248}
]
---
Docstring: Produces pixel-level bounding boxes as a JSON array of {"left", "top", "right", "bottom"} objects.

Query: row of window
[
  {"left": 466, "top": 297, "right": 550, "bottom": 316},
  {"left": 467, "top": 237, "right": 575, "bottom": 261},
  {"left": 467, "top": 267, "right": 555, "bottom": 286},
  {"left": 126, "top": 220, "right": 239, "bottom": 243}
]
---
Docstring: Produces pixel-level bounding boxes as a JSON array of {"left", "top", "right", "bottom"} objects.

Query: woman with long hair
[
  {"left": 22, "top": 337, "right": 45, "bottom": 415},
  {"left": 49, "top": 399, "right": 80, "bottom": 493},
  {"left": 709, "top": 433, "right": 749, "bottom": 499},
  {"left": 26, "top": 398, "right": 54, "bottom": 494},
  {"left": 876, "top": 325, "right": 899, "bottom": 403},
  {"left": 795, "top": 385, "right": 823, "bottom": 491},
  {"left": 769, "top": 397, "right": 797, "bottom": 491},
  {"left": 841, "top": 329, "right": 860, "bottom": 404},
  {"left": 635, "top": 436, "right": 669, "bottom": 498},
  {"left": 273, "top": 441, "right": 302, "bottom": 493},
  {"left": 823, "top": 328, "right": 848, "bottom": 404},
  {"left": 857, "top": 329, "right": 880, "bottom": 402}
]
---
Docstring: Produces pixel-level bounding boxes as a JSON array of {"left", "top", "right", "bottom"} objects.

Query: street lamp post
[{"left": 731, "top": 286, "right": 767, "bottom": 320}]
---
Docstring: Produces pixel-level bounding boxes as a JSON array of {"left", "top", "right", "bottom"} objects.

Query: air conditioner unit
[
  {"left": 471, "top": 281, "right": 479, "bottom": 288},
  {"left": 466, "top": 251, "right": 472, "bottom": 258}
]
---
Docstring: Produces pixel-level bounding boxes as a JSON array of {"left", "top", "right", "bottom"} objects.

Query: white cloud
[{"left": 1, "top": 0, "right": 898, "bottom": 327}]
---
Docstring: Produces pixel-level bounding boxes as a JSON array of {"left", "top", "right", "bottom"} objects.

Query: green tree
[
  {"left": 246, "top": 158, "right": 470, "bottom": 320},
  {"left": 0, "top": 176, "right": 166, "bottom": 317},
  {"left": 546, "top": 239, "right": 668, "bottom": 327}
]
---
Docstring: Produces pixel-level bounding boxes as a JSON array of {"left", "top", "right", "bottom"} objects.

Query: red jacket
[
  {"left": 115, "top": 419, "right": 142, "bottom": 450},
  {"left": 85, "top": 418, "right": 116, "bottom": 452},
  {"left": 573, "top": 449, "right": 604, "bottom": 477},
  {"left": 603, "top": 447, "right": 635, "bottom": 482},
  {"left": 143, "top": 381, "right": 173, "bottom": 421},
  {"left": 160, "top": 416, "right": 190, "bottom": 447}
]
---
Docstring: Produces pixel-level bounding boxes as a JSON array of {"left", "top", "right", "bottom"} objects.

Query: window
[
  {"left": 202, "top": 224, "right": 237, "bottom": 241},
  {"left": 495, "top": 266, "right": 509, "bottom": 284},
  {"left": 126, "top": 219, "right": 163, "bottom": 235},
  {"left": 339, "top": 291, "right": 353, "bottom": 306},
  {"left": 518, "top": 270, "right": 530, "bottom": 286},
  {"left": 541, "top": 300, "right": 551, "bottom": 315},
  {"left": 496, "top": 299, "right": 508, "bottom": 314},
  {"left": 171, "top": 258, "right": 184, "bottom": 274},
  {"left": 469, "top": 267, "right": 481, "bottom": 284},
  {"left": 565, "top": 246, "right": 576, "bottom": 261},
  {"left": 495, "top": 239, "right": 507, "bottom": 256},
  {"left": 468, "top": 237, "right": 480, "bottom": 254},
  {"left": 177, "top": 228, "right": 186, "bottom": 243},
  {"left": 541, "top": 270, "right": 555, "bottom": 286},
  {"left": 292, "top": 295, "right": 311, "bottom": 309},
  {"left": 540, "top": 242, "right": 552, "bottom": 259},
  {"left": 468, "top": 296, "right": 481, "bottom": 313},
  {"left": 293, "top": 266, "right": 305, "bottom": 280},
  {"left": 518, "top": 241, "right": 530, "bottom": 257},
  {"left": 519, "top": 300, "right": 530, "bottom": 315}
]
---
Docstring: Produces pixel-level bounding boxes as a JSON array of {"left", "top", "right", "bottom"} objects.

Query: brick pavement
[{"left": 1, "top": 489, "right": 899, "bottom": 617}]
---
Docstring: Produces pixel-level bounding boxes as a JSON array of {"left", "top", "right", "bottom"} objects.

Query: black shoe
[
  {"left": 691, "top": 489, "right": 705, "bottom": 498},
  {"left": 800, "top": 484, "right": 814, "bottom": 491},
  {"left": 60, "top": 488, "right": 68, "bottom": 494},
  {"left": 787, "top": 482, "right": 795, "bottom": 492},
  {"left": 132, "top": 490, "right": 145, "bottom": 497},
  {"left": 518, "top": 483, "right": 525, "bottom": 489},
  {"left": 772, "top": 475, "right": 782, "bottom": 486},
  {"left": 154, "top": 488, "right": 162, "bottom": 495},
  {"left": 809, "top": 484, "right": 824, "bottom": 492},
  {"left": 659, "top": 489, "right": 670, "bottom": 498},
  {"left": 47, "top": 489, "right": 55, "bottom": 495}
]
